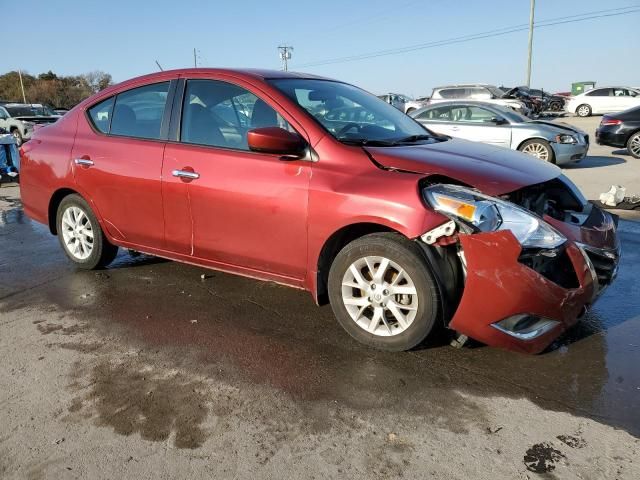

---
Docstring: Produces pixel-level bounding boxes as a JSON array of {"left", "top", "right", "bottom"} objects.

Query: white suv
[
  {"left": 566, "top": 87, "right": 640, "bottom": 117},
  {"left": 429, "top": 84, "right": 529, "bottom": 115}
]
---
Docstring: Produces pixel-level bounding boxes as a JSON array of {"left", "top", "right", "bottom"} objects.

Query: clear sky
[{"left": 2, "top": 0, "right": 638, "bottom": 97}]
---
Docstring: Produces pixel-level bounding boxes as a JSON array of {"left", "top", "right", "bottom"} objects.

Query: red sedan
[{"left": 19, "top": 69, "right": 619, "bottom": 354}]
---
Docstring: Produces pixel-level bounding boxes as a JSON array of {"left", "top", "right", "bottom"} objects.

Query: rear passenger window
[
  {"left": 88, "top": 97, "right": 114, "bottom": 133},
  {"left": 110, "top": 82, "right": 170, "bottom": 140},
  {"left": 586, "top": 89, "right": 610, "bottom": 97}
]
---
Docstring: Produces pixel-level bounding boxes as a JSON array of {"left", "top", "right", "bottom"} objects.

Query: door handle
[
  {"left": 74, "top": 158, "right": 94, "bottom": 167},
  {"left": 172, "top": 169, "right": 200, "bottom": 180}
]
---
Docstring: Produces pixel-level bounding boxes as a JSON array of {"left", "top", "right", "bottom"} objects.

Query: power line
[{"left": 297, "top": 6, "right": 640, "bottom": 68}]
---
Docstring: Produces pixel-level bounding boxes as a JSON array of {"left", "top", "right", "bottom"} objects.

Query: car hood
[
  {"left": 526, "top": 120, "right": 585, "bottom": 135},
  {"left": 364, "top": 138, "right": 560, "bottom": 196}
]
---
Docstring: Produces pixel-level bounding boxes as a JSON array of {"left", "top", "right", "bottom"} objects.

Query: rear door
[
  {"left": 161, "top": 77, "right": 311, "bottom": 279},
  {"left": 585, "top": 88, "right": 611, "bottom": 114},
  {"left": 71, "top": 80, "right": 175, "bottom": 248}
]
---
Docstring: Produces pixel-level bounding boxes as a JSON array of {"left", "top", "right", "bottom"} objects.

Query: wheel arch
[
  {"left": 315, "top": 222, "right": 400, "bottom": 305},
  {"left": 517, "top": 136, "right": 552, "bottom": 151},
  {"left": 48, "top": 187, "right": 81, "bottom": 234}
]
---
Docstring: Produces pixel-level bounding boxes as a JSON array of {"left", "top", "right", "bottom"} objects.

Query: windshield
[
  {"left": 269, "top": 79, "right": 434, "bottom": 145},
  {"left": 488, "top": 86, "right": 505, "bottom": 98},
  {"left": 493, "top": 105, "right": 529, "bottom": 123},
  {"left": 5, "top": 106, "right": 37, "bottom": 117}
]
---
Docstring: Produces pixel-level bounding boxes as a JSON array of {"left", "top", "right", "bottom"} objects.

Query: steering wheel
[{"left": 336, "top": 122, "right": 362, "bottom": 137}]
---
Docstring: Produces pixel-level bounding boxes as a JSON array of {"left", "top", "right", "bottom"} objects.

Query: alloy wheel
[
  {"left": 629, "top": 134, "right": 640, "bottom": 158},
  {"left": 521, "top": 142, "right": 550, "bottom": 161},
  {"left": 60, "top": 206, "right": 94, "bottom": 260},
  {"left": 577, "top": 105, "right": 590, "bottom": 117},
  {"left": 341, "top": 255, "right": 418, "bottom": 336}
]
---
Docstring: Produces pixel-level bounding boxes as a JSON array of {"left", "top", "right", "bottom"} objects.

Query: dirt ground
[{"left": 1, "top": 115, "right": 639, "bottom": 479}]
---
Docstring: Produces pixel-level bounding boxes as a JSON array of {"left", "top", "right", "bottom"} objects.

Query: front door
[
  {"left": 162, "top": 78, "right": 311, "bottom": 280},
  {"left": 448, "top": 105, "right": 512, "bottom": 148},
  {"left": 71, "top": 81, "right": 171, "bottom": 248}
]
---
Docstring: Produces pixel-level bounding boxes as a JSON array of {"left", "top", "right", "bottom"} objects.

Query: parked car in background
[
  {"left": 53, "top": 108, "right": 70, "bottom": 116},
  {"left": 528, "top": 89, "right": 566, "bottom": 112},
  {"left": 378, "top": 93, "right": 428, "bottom": 114},
  {"left": 411, "top": 101, "right": 589, "bottom": 164},
  {"left": 19, "top": 68, "right": 618, "bottom": 355},
  {"left": 595, "top": 105, "right": 640, "bottom": 159},
  {"left": 566, "top": 87, "right": 640, "bottom": 117},
  {"left": 429, "top": 84, "right": 530, "bottom": 116},
  {"left": 0, "top": 104, "right": 59, "bottom": 145}
]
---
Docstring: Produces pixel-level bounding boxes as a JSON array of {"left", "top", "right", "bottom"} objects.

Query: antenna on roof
[{"left": 155, "top": 60, "right": 164, "bottom": 71}]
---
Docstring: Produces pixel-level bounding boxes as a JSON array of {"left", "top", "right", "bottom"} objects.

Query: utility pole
[
  {"left": 278, "top": 45, "right": 293, "bottom": 71},
  {"left": 193, "top": 48, "right": 197, "bottom": 68},
  {"left": 18, "top": 69, "right": 27, "bottom": 103},
  {"left": 526, "top": 0, "right": 535, "bottom": 87}
]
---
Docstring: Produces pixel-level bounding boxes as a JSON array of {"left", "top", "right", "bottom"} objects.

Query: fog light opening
[{"left": 491, "top": 314, "right": 560, "bottom": 341}]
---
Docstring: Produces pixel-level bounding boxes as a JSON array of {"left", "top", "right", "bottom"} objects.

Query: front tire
[
  {"left": 328, "top": 233, "right": 441, "bottom": 351},
  {"left": 56, "top": 194, "right": 118, "bottom": 269},
  {"left": 519, "top": 139, "right": 555, "bottom": 163},
  {"left": 576, "top": 104, "right": 591, "bottom": 117},
  {"left": 627, "top": 132, "right": 640, "bottom": 159}
]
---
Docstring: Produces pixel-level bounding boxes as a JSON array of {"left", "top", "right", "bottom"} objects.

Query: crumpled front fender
[{"left": 449, "top": 231, "right": 595, "bottom": 354}]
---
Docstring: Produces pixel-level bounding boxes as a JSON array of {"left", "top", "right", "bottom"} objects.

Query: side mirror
[
  {"left": 247, "top": 127, "right": 307, "bottom": 158},
  {"left": 486, "top": 116, "right": 507, "bottom": 125}
]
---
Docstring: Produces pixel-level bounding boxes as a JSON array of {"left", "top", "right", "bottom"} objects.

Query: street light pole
[{"left": 526, "top": 0, "right": 536, "bottom": 87}]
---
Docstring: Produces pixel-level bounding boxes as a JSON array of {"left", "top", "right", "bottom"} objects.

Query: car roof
[
  {"left": 118, "top": 68, "right": 332, "bottom": 84},
  {"left": 433, "top": 84, "right": 498, "bottom": 89},
  {"left": 419, "top": 100, "right": 506, "bottom": 110}
]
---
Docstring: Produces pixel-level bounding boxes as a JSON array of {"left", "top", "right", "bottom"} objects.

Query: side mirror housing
[
  {"left": 487, "top": 116, "right": 507, "bottom": 125},
  {"left": 247, "top": 127, "right": 306, "bottom": 158}
]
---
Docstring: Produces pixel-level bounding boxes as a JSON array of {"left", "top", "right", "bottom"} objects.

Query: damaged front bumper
[{"left": 438, "top": 206, "right": 619, "bottom": 354}]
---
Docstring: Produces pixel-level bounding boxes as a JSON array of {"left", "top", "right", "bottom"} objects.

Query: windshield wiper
[
  {"left": 390, "top": 134, "right": 433, "bottom": 144},
  {"left": 338, "top": 138, "right": 397, "bottom": 147}
]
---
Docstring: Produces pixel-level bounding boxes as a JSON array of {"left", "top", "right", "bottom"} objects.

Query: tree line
[{"left": 0, "top": 70, "right": 113, "bottom": 109}]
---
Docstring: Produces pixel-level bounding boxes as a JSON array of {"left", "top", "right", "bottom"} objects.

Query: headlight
[
  {"left": 556, "top": 134, "right": 577, "bottom": 144},
  {"left": 21, "top": 120, "right": 35, "bottom": 128},
  {"left": 423, "top": 184, "right": 566, "bottom": 249}
]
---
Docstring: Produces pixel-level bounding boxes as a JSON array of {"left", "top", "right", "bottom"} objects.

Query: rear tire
[
  {"left": 519, "top": 139, "right": 555, "bottom": 163},
  {"left": 56, "top": 194, "right": 118, "bottom": 269},
  {"left": 576, "top": 104, "right": 591, "bottom": 117},
  {"left": 627, "top": 132, "right": 640, "bottom": 159},
  {"left": 328, "top": 233, "right": 441, "bottom": 351}
]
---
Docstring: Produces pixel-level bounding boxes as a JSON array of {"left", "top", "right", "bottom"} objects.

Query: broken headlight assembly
[{"left": 423, "top": 184, "right": 566, "bottom": 249}]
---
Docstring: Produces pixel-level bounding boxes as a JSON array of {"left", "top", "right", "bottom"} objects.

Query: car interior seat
[{"left": 183, "top": 103, "right": 226, "bottom": 146}]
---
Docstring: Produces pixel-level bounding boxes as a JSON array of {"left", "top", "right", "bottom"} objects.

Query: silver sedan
[{"left": 410, "top": 101, "right": 589, "bottom": 165}]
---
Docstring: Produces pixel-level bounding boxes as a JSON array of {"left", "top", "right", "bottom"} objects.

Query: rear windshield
[{"left": 5, "top": 106, "right": 37, "bottom": 116}]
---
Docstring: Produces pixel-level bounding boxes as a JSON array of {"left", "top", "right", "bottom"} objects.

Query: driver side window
[{"left": 180, "top": 79, "right": 291, "bottom": 151}]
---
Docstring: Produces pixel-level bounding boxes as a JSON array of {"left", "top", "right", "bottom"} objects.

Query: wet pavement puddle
[{"left": 2, "top": 189, "right": 640, "bottom": 450}]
